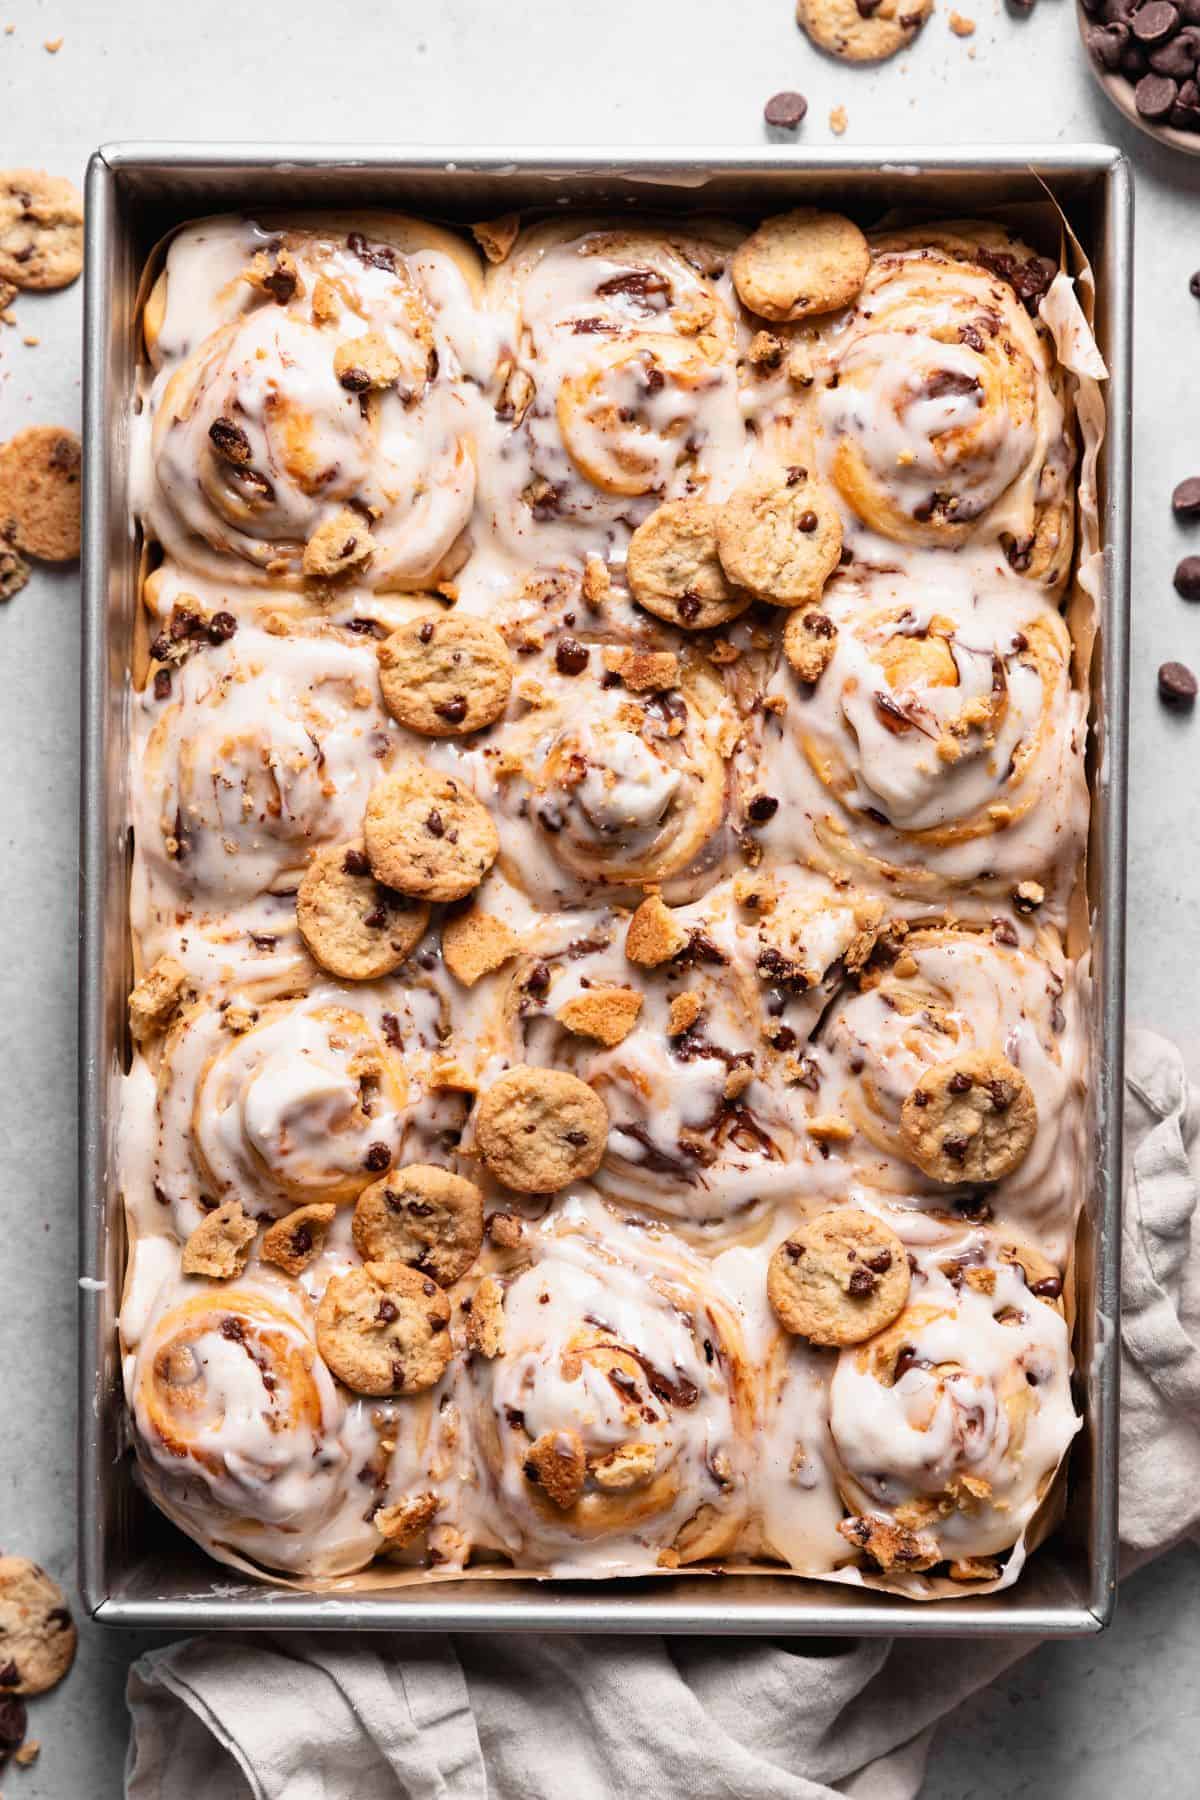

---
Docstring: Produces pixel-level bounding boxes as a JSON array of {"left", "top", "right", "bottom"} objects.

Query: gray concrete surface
[{"left": 2, "top": 0, "right": 1198, "bottom": 1792}]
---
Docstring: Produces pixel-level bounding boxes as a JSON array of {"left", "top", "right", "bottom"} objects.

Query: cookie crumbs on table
[{"left": 829, "top": 104, "right": 848, "bottom": 133}]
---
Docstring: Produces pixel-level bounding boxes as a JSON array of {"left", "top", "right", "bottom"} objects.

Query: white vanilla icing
[{"left": 118, "top": 210, "right": 1097, "bottom": 1593}]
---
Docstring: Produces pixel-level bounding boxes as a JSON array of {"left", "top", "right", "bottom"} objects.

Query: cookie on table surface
[
  {"left": 899, "top": 1050, "right": 1037, "bottom": 1185},
  {"left": 0, "top": 427, "right": 82, "bottom": 561},
  {"left": 353, "top": 1164, "right": 485, "bottom": 1287},
  {"left": 0, "top": 1557, "right": 77, "bottom": 1695},
  {"left": 767, "top": 1207, "right": 910, "bottom": 1346},
  {"left": 732, "top": 207, "right": 869, "bottom": 321},
  {"left": 795, "top": 0, "right": 933, "bottom": 64},
  {"left": 260, "top": 1203, "right": 337, "bottom": 1276},
  {"left": 364, "top": 766, "right": 499, "bottom": 902},
  {"left": 0, "top": 171, "right": 83, "bottom": 290},
  {"left": 297, "top": 840, "right": 430, "bottom": 979},
  {"left": 377, "top": 613, "right": 513, "bottom": 736},
  {"left": 316, "top": 1261, "right": 452, "bottom": 1396},
  {"left": 474, "top": 1065, "right": 609, "bottom": 1193},
  {"left": 626, "top": 499, "right": 750, "bottom": 631},
  {"left": 716, "top": 468, "right": 842, "bottom": 608}
]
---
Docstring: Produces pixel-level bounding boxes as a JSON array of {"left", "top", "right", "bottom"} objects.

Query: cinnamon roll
[
  {"left": 814, "top": 224, "right": 1074, "bottom": 591},
  {"left": 478, "top": 220, "right": 750, "bottom": 570},
  {"left": 148, "top": 984, "right": 455, "bottom": 1240},
  {"left": 754, "top": 562, "right": 1089, "bottom": 920},
  {"left": 462, "top": 1197, "right": 752, "bottom": 1573},
  {"left": 126, "top": 1275, "right": 383, "bottom": 1575},
  {"left": 828, "top": 1223, "right": 1077, "bottom": 1574},
  {"left": 812, "top": 922, "right": 1085, "bottom": 1261},
  {"left": 137, "top": 215, "right": 484, "bottom": 590}
]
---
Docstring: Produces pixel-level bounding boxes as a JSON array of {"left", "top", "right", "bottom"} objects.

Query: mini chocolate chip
[
  {"left": 0, "top": 1694, "right": 26, "bottom": 1753},
  {"left": 1159, "top": 660, "right": 1198, "bottom": 706},
  {"left": 1191, "top": 271, "right": 1200, "bottom": 298},
  {"left": 948, "top": 1071, "right": 973, "bottom": 1093},
  {"left": 943, "top": 1134, "right": 970, "bottom": 1162},
  {"left": 676, "top": 592, "right": 702, "bottom": 623},
  {"left": 377, "top": 1297, "right": 399, "bottom": 1323},
  {"left": 1174, "top": 555, "right": 1200, "bottom": 600},
  {"left": 1088, "top": 20, "right": 1130, "bottom": 64},
  {"left": 524, "top": 961, "right": 552, "bottom": 997},
  {"left": 796, "top": 509, "right": 818, "bottom": 533},
  {"left": 865, "top": 1250, "right": 893, "bottom": 1274},
  {"left": 418, "top": 620, "right": 435, "bottom": 643},
  {"left": 208, "top": 416, "right": 252, "bottom": 465},
  {"left": 153, "top": 667, "right": 172, "bottom": 701},
  {"left": 747, "top": 793, "right": 779, "bottom": 823},
  {"left": 563, "top": 1128, "right": 590, "bottom": 1147},
  {"left": 207, "top": 610, "right": 238, "bottom": 644},
  {"left": 764, "top": 90, "right": 808, "bottom": 129},
  {"left": 435, "top": 695, "right": 468, "bottom": 724},
  {"left": 1031, "top": 1274, "right": 1064, "bottom": 1299},
  {"left": 343, "top": 847, "right": 371, "bottom": 876},
  {"left": 364, "top": 1141, "right": 392, "bottom": 1172},
  {"left": 339, "top": 366, "right": 371, "bottom": 393},
  {"left": 556, "top": 636, "right": 589, "bottom": 675},
  {"left": 425, "top": 809, "right": 446, "bottom": 837},
  {"left": 363, "top": 904, "right": 387, "bottom": 929},
  {"left": 847, "top": 1266, "right": 878, "bottom": 1297},
  {"left": 989, "top": 1079, "right": 1015, "bottom": 1110},
  {"left": 291, "top": 1224, "right": 313, "bottom": 1255}
]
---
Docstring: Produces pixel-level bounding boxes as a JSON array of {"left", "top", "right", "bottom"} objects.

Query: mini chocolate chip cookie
[
  {"left": 302, "top": 507, "right": 374, "bottom": 580},
  {"left": 364, "top": 767, "right": 499, "bottom": 902},
  {"left": 260, "top": 1202, "right": 337, "bottom": 1276},
  {"left": 796, "top": 0, "right": 933, "bottom": 64},
  {"left": 716, "top": 470, "right": 843, "bottom": 608},
  {"left": 524, "top": 1428, "right": 587, "bottom": 1509},
  {"left": 180, "top": 1199, "right": 258, "bottom": 1279},
  {"left": 297, "top": 840, "right": 430, "bottom": 979},
  {"left": 377, "top": 613, "right": 513, "bottom": 736},
  {"left": 353, "top": 1164, "right": 485, "bottom": 1286},
  {"left": 626, "top": 498, "right": 751, "bottom": 631},
  {"left": 783, "top": 607, "right": 839, "bottom": 682},
  {"left": 0, "top": 1558, "right": 77, "bottom": 1695},
  {"left": 0, "top": 427, "right": 81, "bottom": 561},
  {"left": 899, "top": 1050, "right": 1037, "bottom": 1185},
  {"left": 474, "top": 1065, "right": 609, "bottom": 1193},
  {"left": 0, "top": 171, "right": 84, "bottom": 290},
  {"left": 316, "top": 1260, "right": 452, "bottom": 1396},
  {"left": 767, "top": 1207, "right": 910, "bottom": 1346},
  {"left": 732, "top": 208, "right": 870, "bottom": 322}
]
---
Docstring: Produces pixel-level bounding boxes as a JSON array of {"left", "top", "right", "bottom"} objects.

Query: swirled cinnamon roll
[
  {"left": 137, "top": 215, "right": 485, "bottom": 589},
  {"left": 828, "top": 1223, "right": 1077, "bottom": 1575},
  {"left": 478, "top": 220, "right": 751, "bottom": 570},
  {"left": 148, "top": 984, "right": 457, "bottom": 1240},
  {"left": 809, "top": 922, "right": 1085, "bottom": 1261},
  {"left": 125, "top": 1272, "right": 383, "bottom": 1575},
  {"left": 813, "top": 225, "right": 1074, "bottom": 591},
  {"left": 753, "top": 563, "right": 1088, "bottom": 920},
  {"left": 461, "top": 1196, "right": 753, "bottom": 1573},
  {"left": 463, "top": 872, "right": 883, "bottom": 1229}
]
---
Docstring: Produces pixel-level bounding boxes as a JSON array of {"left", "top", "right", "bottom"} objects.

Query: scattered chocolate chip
[
  {"left": 1173, "top": 555, "right": 1200, "bottom": 600},
  {"left": 764, "top": 90, "right": 808, "bottom": 129},
  {"left": 207, "top": 610, "right": 238, "bottom": 644},
  {"left": 1158, "top": 659, "right": 1198, "bottom": 706},
  {"left": 339, "top": 366, "right": 371, "bottom": 393},
  {"left": 153, "top": 667, "right": 172, "bottom": 701},
  {"left": 208, "top": 416, "right": 252, "bottom": 465},
  {"left": 364, "top": 1141, "right": 392, "bottom": 1172},
  {"left": 747, "top": 793, "right": 780, "bottom": 824},
  {"left": 1133, "top": 0, "right": 1178, "bottom": 39},
  {"left": 425, "top": 809, "right": 445, "bottom": 837},
  {"left": 847, "top": 1266, "right": 878, "bottom": 1297},
  {"left": 343, "top": 847, "right": 371, "bottom": 876}
]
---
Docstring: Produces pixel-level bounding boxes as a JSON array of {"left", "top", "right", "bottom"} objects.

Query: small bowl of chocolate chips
[{"left": 1079, "top": 0, "right": 1200, "bottom": 152}]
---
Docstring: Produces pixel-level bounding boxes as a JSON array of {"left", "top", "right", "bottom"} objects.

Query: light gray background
[{"left": 2, "top": 0, "right": 1199, "bottom": 1793}]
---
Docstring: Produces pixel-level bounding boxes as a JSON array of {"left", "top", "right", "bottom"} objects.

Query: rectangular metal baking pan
[{"left": 79, "top": 143, "right": 1130, "bottom": 1635}]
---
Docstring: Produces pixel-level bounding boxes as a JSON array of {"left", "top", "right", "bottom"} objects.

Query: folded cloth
[{"left": 125, "top": 1029, "right": 1200, "bottom": 1800}]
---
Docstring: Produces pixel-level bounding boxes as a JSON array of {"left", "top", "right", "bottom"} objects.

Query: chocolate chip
[
  {"left": 563, "top": 1129, "right": 590, "bottom": 1147},
  {"left": 347, "top": 231, "right": 396, "bottom": 273},
  {"left": 1088, "top": 19, "right": 1129, "bottom": 61},
  {"left": 555, "top": 636, "right": 589, "bottom": 675},
  {"left": 364, "top": 1141, "right": 392, "bottom": 1172},
  {"left": 435, "top": 695, "right": 468, "bottom": 724},
  {"left": 339, "top": 365, "right": 371, "bottom": 393},
  {"left": 343, "top": 847, "right": 371, "bottom": 876},
  {"left": 207, "top": 610, "right": 238, "bottom": 644},
  {"left": 1174, "top": 555, "right": 1200, "bottom": 599},
  {"left": 943, "top": 1134, "right": 970, "bottom": 1162},
  {"left": 992, "top": 916, "right": 1019, "bottom": 947},
  {"left": 948, "top": 1071, "right": 973, "bottom": 1093},
  {"left": 796, "top": 509, "right": 819, "bottom": 533},
  {"left": 747, "top": 793, "right": 779, "bottom": 823},
  {"left": 1192, "top": 271, "right": 1200, "bottom": 298},
  {"left": 1158, "top": 660, "right": 1198, "bottom": 706},
  {"left": 0, "top": 1694, "right": 26, "bottom": 1754},
  {"left": 208, "top": 416, "right": 252, "bottom": 465},
  {"left": 1174, "top": 479, "right": 1200, "bottom": 521},
  {"left": 1133, "top": 0, "right": 1179, "bottom": 36},
  {"left": 1150, "top": 22, "right": 1200, "bottom": 71},
  {"left": 377, "top": 1297, "right": 398, "bottom": 1323},
  {"left": 425, "top": 809, "right": 445, "bottom": 837},
  {"left": 153, "top": 667, "right": 172, "bottom": 701},
  {"left": 847, "top": 1266, "right": 878, "bottom": 1297},
  {"left": 764, "top": 90, "right": 808, "bottom": 129},
  {"left": 865, "top": 1250, "right": 893, "bottom": 1274},
  {"left": 0, "top": 1664, "right": 17, "bottom": 1688},
  {"left": 1135, "top": 71, "right": 1179, "bottom": 116},
  {"left": 418, "top": 620, "right": 435, "bottom": 643}
]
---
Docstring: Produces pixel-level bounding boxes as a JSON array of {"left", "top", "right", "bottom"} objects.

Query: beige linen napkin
[{"left": 125, "top": 1029, "right": 1200, "bottom": 1800}]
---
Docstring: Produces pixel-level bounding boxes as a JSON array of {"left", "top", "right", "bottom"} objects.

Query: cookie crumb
[
  {"left": 949, "top": 10, "right": 975, "bottom": 30},
  {"left": 43, "top": 36, "right": 62, "bottom": 52},
  {"left": 829, "top": 105, "right": 848, "bottom": 135},
  {"left": 14, "top": 1739, "right": 40, "bottom": 1766}
]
